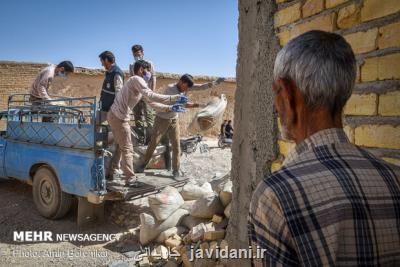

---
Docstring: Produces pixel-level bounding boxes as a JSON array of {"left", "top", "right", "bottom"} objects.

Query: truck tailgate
[{"left": 105, "top": 169, "right": 188, "bottom": 200}]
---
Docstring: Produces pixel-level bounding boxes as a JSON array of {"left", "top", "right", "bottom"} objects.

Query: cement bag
[
  {"left": 180, "top": 215, "right": 209, "bottom": 229},
  {"left": 180, "top": 200, "right": 197, "bottom": 211},
  {"left": 148, "top": 186, "right": 185, "bottom": 221},
  {"left": 189, "top": 94, "right": 227, "bottom": 132},
  {"left": 190, "top": 194, "right": 224, "bottom": 219},
  {"left": 180, "top": 182, "right": 213, "bottom": 201},
  {"left": 140, "top": 209, "right": 189, "bottom": 245}
]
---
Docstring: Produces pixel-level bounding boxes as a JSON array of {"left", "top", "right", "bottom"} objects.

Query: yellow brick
[
  {"left": 326, "top": 0, "right": 348, "bottom": 8},
  {"left": 378, "top": 22, "right": 400, "bottom": 49},
  {"left": 382, "top": 157, "right": 400, "bottom": 167},
  {"left": 355, "top": 125, "right": 400, "bottom": 149},
  {"left": 344, "top": 28, "right": 378, "bottom": 54},
  {"left": 290, "top": 13, "right": 336, "bottom": 39},
  {"left": 274, "top": 3, "right": 302, "bottom": 27},
  {"left": 302, "top": 0, "right": 324, "bottom": 18},
  {"left": 271, "top": 160, "right": 283, "bottom": 172},
  {"left": 361, "top": 54, "right": 400, "bottom": 82},
  {"left": 378, "top": 91, "right": 400, "bottom": 116},
  {"left": 276, "top": 0, "right": 288, "bottom": 3},
  {"left": 203, "top": 230, "right": 225, "bottom": 241},
  {"left": 344, "top": 93, "right": 377, "bottom": 115},
  {"left": 337, "top": 4, "right": 361, "bottom": 29},
  {"left": 278, "top": 140, "right": 296, "bottom": 156},
  {"left": 343, "top": 125, "right": 355, "bottom": 143},
  {"left": 277, "top": 31, "right": 291, "bottom": 46},
  {"left": 361, "top": 0, "right": 400, "bottom": 22}
]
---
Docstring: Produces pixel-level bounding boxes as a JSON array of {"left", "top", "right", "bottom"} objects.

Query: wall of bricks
[
  {"left": 0, "top": 61, "right": 236, "bottom": 136},
  {"left": 272, "top": 0, "right": 400, "bottom": 170}
]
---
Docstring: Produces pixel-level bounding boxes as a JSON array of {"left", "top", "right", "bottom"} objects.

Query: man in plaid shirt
[{"left": 248, "top": 30, "right": 400, "bottom": 266}]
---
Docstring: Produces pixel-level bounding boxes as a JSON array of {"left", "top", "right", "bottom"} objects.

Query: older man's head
[{"left": 273, "top": 30, "right": 356, "bottom": 143}]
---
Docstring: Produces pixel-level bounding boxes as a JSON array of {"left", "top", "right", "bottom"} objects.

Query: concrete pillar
[{"left": 226, "top": 0, "right": 279, "bottom": 265}]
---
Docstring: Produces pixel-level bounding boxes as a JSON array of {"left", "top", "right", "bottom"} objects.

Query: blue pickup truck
[{"left": 0, "top": 94, "right": 187, "bottom": 225}]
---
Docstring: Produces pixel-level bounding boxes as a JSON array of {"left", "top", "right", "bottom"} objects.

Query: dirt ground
[{"left": 0, "top": 139, "right": 231, "bottom": 267}]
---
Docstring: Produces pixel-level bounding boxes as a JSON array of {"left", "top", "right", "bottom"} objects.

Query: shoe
[{"left": 172, "top": 170, "right": 186, "bottom": 181}]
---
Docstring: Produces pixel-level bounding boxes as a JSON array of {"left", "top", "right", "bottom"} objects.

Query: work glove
[
  {"left": 175, "top": 94, "right": 188, "bottom": 105},
  {"left": 170, "top": 104, "right": 186, "bottom": 113}
]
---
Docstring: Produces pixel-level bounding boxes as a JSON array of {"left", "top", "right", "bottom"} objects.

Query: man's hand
[
  {"left": 172, "top": 94, "right": 188, "bottom": 104},
  {"left": 170, "top": 104, "right": 186, "bottom": 113},
  {"left": 185, "top": 102, "right": 200, "bottom": 108}
]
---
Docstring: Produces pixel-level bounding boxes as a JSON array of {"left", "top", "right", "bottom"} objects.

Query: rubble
[
  {"left": 156, "top": 226, "right": 188, "bottom": 243},
  {"left": 134, "top": 173, "right": 232, "bottom": 266}
]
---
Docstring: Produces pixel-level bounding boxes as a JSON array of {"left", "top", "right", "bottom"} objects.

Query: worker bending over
[{"left": 107, "top": 60, "right": 187, "bottom": 186}]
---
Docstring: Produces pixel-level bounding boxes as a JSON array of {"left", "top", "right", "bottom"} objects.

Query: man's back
[{"left": 249, "top": 128, "right": 400, "bottom": 266}]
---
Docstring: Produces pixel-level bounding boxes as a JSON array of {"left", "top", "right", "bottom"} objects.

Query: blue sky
[{"left": 0, "top": 0, "right": 238, "bottom": 77}]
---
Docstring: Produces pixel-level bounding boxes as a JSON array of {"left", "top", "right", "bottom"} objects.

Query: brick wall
[
  {"left": 0, "top": 61, "right": 236, "bottom": 136},
  {"left": 271, "top": 0, "right": 400, "bottom": 170}
]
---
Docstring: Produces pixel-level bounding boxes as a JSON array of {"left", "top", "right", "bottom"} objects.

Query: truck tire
[{"left": 32, "top": 167, "right": 72, "bottom": 219}]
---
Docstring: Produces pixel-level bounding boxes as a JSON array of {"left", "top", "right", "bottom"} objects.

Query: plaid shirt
[{"left": 248, "top": 128, "right": 400, "bottom": 266}]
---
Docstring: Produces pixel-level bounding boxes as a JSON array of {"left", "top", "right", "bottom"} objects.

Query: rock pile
[{"left": 137, "top": 175, "right": 232, "bottom": 266}]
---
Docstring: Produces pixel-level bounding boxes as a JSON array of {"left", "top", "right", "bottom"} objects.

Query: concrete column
[{"left": 226, "top": 0, "right": 280, "bottom": 265}]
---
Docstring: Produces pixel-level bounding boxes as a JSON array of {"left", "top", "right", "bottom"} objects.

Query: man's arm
[
  {"left": 114, "top": 74, "right": 124, "bottom": 93},
  {"left": 135, "top": 77, "right": 180, "bottom": 104},
  {"left": 191, "top": 77, "right": 225, "bottom": 91},
  {"left": 248, "top": 183, "right": 297, "bottom": 267}
]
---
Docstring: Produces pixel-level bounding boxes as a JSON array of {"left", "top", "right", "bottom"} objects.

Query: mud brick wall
[
  {"left": 272, "top": 0, "right": 400, "bottom": 170},
  {"left": 0, "top": 61, "right": 236, "bottom": 136}
]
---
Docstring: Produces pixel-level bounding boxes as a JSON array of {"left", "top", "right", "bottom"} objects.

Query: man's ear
[{"left": 277, "top": 78, "right": 298, "bottom": 126}]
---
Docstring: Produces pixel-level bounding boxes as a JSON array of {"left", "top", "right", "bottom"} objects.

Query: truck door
[{"left": 0, "top": 137, "right": 6, "bottom": 177}]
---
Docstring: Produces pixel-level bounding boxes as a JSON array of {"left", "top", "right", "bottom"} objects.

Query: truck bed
[{"left": 105, "top": 169, "right": 188, "bottom": 200}]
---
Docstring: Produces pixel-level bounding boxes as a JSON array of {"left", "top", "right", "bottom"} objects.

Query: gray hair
[{"left": 273, "top": 30, "right": 356, "bottom": 114}]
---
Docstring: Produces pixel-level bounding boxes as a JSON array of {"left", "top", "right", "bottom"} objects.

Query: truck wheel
[{"left": 32, "top": 167, "right": 72, "bottom": 219}]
